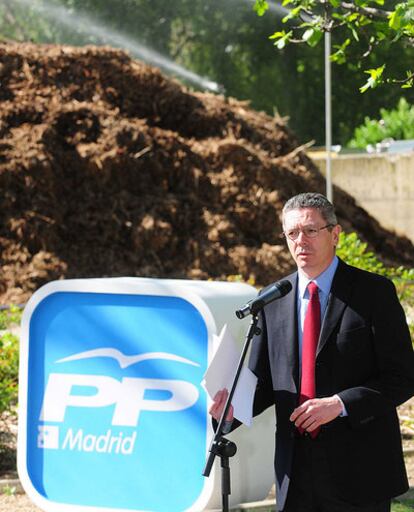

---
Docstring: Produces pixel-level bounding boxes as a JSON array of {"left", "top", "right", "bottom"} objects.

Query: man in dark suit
[{"left": 210, "top": 192, "right": 414, "bottom": 512}]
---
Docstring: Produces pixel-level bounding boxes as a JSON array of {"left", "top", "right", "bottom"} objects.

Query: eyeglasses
[{"left": 283, "top": 224, "right": 334, "bottom": 241}]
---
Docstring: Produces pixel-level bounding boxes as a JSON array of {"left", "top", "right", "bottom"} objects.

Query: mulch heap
[{"left": 0, "top": 42, "right": 413, "bottom": 305}]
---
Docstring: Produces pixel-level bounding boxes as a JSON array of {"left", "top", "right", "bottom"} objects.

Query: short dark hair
[{"left": 282, "top": 192, "right": 338, "bottom": 225}]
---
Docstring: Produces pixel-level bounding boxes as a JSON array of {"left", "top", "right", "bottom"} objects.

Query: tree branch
[
  {"left": 391, "top": 71, "right": 414, "bottom": 85},
  {"left": 340, "top": 2, "right": 391, "bottom": 20}
]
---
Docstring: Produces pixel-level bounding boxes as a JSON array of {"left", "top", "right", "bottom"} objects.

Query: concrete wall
[{"left": 312, "top": 152, "right": 414, "bottom": 243}]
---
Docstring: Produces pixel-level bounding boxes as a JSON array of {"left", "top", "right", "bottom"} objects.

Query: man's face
[{"left": 282, "top": 207, "right": 341, "bottom": 279}]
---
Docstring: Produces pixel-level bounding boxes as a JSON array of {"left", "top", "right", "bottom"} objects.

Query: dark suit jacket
[{"left": 249, "top": 258, "right": 414, "bottom": 511}]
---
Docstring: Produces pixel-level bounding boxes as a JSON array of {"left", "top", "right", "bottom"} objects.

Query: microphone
[{"left": 235, "top": 280, "right": 292, "bottom": 319}]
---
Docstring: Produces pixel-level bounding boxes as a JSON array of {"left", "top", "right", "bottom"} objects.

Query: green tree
[
  {"left": 0, "top": 306, "right": 20, "bottom": 417},
  {"left": 348, "top": 97, "right": 414, "bottom": 147},
  {"left": 255, "top": 0, "right": 414, "bottom": 92},
  {"left": 1, "top": 0, "right": 413, "bottom": 145}
]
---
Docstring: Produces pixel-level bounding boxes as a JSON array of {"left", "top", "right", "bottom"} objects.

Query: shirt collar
[{"left": 298, "top": 255, "right": 339, "bottom": 298}]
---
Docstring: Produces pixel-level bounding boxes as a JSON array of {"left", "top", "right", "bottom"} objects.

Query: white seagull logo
[{"left": 56, "top": 348, "right": 200, "bottom": 369}]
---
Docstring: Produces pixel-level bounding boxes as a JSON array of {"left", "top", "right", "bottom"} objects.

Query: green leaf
[
  {"left": 269, "top": 30, "right": 286, "bottom": 40},
  {"left": 389, "top": 7, "right": 403, "bottom": 30},
  {"left": 350, "top": 25, "right": 360, "bottom": 41},
  {"left": 347, "top": 12, "right": 359, "bottom": 22},
  {"left": 329, "top": 0, "right": 340, "bottom": 6},
  {"left": 359, "top": 78, "right": 376, "bottom": 94},
  {"left": 254, "top": 0, "right": 269, "bottom": 16},
  {"left": 401, "top": 70, "right": 414, "bottom": 88},
  {"left": 269, "top": 29, "right": 292, "bottom": 49},
  {"left": 297, "top": 61, "right": 306, "bottom": 73},
  {"left": 282, "top": 6, "right": 302, "bottom": 23},
  {"left": 389, "top": 3, "right": 414, "bottom": 31},
  {"left": 375, "top": 31, "right": 387, "bottom": 41},
  {"left": 331, "top": 38, "right": 351, "bottom": 65},
  {"left": 269, "top": 30, "right": 293, "bottom": 49},
  {"left": 302, "top": 27, "right": 323, "bottom": 47},
  {"left": 359, "top": 64, "right": 386, "bottom": 93}
]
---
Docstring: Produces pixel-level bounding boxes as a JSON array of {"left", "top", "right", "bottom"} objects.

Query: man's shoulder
[{"left": 336, "top": 258, "right": 395, "bottom": 291}]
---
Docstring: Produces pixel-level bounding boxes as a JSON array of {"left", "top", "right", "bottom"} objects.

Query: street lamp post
[{"left": 325, "top": 30, "right": 333, "bottom": 203}]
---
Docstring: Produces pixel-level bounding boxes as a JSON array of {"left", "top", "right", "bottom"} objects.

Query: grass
[
  {"left": 392, "top": 502, "right": 414, "bottom": 512},
  {"left": 393, "top": 490, "right": 414, "bottom": 512}
]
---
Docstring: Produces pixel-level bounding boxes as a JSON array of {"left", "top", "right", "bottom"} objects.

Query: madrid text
[{"left": 63, "top": 428, "right": 136, "bottom": 455}]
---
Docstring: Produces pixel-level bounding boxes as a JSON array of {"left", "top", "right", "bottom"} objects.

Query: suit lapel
[
  {"left": 279, "top": 273, "right": 300, "bottom": 389},
  {"left": 317, "top": 259, "right": 352, "bottom": 357}
]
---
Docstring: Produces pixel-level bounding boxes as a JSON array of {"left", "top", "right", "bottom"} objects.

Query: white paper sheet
[{"left": 203, "top": 324, "right": 257, "bottom": 426}]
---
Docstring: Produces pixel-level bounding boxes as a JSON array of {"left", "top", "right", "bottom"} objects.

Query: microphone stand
[{"left": 202, "top": 313, "right": 261, "bottom": 512}]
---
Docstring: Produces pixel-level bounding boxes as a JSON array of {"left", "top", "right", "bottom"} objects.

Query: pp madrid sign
[{"left": 18, "top": 277, "right": 266, "bottom": 512}]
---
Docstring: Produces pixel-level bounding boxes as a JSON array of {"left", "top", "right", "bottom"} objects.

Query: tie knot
[{"left": 308, "top": 281, "right": 318, "bottom": 296}]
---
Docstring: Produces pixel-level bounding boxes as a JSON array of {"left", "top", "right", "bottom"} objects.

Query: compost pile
[{"left": 0, "top": 42, "right": 413, "bottom": 305}]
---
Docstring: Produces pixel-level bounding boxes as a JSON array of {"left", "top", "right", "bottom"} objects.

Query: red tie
[{"left": 299, "top": 281, "right": 321, "bottom": 437}]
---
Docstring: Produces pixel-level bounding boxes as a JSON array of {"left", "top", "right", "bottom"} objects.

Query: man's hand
[
  {"left": 290, "top": 395, "right": 343, "bottom": 432},
  {"left": 209, "top": 388, "right": 234, "bottom": 422}
]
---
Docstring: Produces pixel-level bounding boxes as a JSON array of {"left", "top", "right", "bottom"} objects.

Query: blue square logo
[{"left": 18, "top": 282, "right": 215, "bottom": 511}]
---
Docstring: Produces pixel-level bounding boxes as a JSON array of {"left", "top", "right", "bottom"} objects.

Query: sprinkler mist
[{"left": 14, "top": 0, "right": 223, "bottom": 93}]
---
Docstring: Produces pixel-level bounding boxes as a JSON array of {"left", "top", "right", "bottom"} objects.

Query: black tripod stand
[
  {"left": 202, "top": 314, "right": 261, "bottom": 512},
  {"left": 203, "top": 279, "right": 292, "bottom": 510}
]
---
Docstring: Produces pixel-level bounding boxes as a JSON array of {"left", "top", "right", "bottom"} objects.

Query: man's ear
[{"left": 333, "top": 224, "right": 342, "bottom": 246}]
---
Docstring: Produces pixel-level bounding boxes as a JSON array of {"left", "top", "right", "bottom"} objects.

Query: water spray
[{"left": 13, "top": 0, "right": 224, "bottom": 93}]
